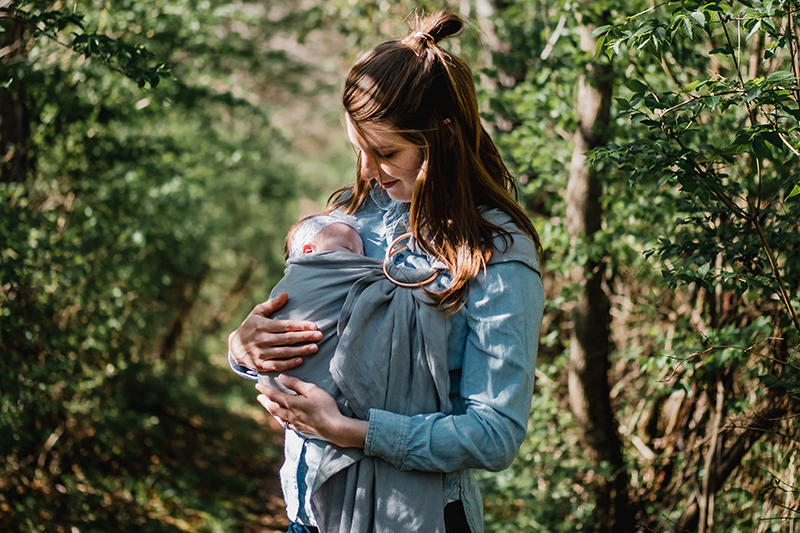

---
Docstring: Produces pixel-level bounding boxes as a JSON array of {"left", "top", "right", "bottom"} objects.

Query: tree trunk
[
  {"left": 675, "top": 399, "right": 788, "bottom": 532},
  {"left": 566, "top": 17, "right": 634, "bottom": 533},
  {"left": 0, "top": 13, "right": 30, "bottom": 183}
]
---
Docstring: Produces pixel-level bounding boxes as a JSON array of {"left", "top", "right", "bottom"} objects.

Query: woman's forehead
[{"left": 345, "top": 114, "right": 415, "bottom": 150}]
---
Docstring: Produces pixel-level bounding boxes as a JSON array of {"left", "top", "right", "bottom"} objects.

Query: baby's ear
[{"left": 302, "top": 243, "right": 315, "bottom": 254}]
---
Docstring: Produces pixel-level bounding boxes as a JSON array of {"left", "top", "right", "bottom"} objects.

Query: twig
[
  {"left": 699, "top": 379, "right": 725, "bottom": 533},
  {"left": 660, "top": 335, "right": 792, "bottom": 383},
  {"left": 764, "top": 468, "right": 800, "bottom": 492},
  {"left": 36, "top": 425, "right": 64, "bottom": 470},
  {"left": 751, "top": 214, "right": 800, "bottom": 333},
  {"left": 9, "top": 9, "right": 174, "bottom": 105},
  {"left": 718, "top": 12, "right": 758, "bottom": 125},
  {"left": 787, "top": 3, "right": 800, "bottom": 106},
  {"left": 778, "top": 131, "right": 800, "bottom": 157},
  {"left": 724, "top": 423, "right": 800, "bottom": 445},
  {"left": 762, "top": 500, "right": 800, "bottom": 516},
  {"left": 621, "top": 1, "right": 672, "bottom": 25},
  {"left": 541, "top": 14, "right": 567, "bottom": 60}
]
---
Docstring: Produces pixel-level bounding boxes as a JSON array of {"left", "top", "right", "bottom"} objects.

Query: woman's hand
[
  {"left": 228, "top": 292, "right": 323, "bottom": 372},
  {"left": 256, "top": 376, "right": 368, "bottom": 449}
]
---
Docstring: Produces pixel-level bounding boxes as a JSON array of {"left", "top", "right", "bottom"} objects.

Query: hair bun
[
  {"left": 412, "top": 31, "right": 435, "bottom": 44},
  {"left": 402, "top": 12, "right": 463, "bottom": 50}
]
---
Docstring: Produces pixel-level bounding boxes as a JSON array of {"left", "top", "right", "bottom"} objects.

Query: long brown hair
[{"left": 330, "top": 11, "right": 541, "bottom": 312}]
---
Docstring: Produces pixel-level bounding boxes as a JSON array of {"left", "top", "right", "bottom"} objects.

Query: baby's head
[{"left": 285, "top": 214, "right": 364, "bottom": 260}]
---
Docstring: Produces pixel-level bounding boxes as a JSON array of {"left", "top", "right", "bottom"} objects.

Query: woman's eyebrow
[{"left": 370, "top": 143, "right": 393, "bottom": 152}]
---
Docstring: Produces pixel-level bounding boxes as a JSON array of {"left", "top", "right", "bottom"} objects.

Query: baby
[
  {"left": 284, "top": 214, "right": 364, "bottom": 259},
  {"left": 261, "top": 213, "right": 366, "bottom": 397}
]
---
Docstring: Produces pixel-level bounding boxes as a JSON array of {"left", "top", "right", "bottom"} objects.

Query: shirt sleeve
[
  {"left": 228, "top": 350, "right": 259, "bottom": 381},
  {"left": 363, "top": 260, "right": 544, "bottom": 472}
]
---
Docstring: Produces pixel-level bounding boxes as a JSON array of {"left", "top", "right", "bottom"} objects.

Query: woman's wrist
[{"left": 325, "top": 416, "right": 368, "bottom": 449}]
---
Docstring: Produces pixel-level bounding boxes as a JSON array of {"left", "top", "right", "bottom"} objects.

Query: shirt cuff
[
  {"left": 364, "top": 409, "right": 411, "bottom": 469},
  {"left": 228, "top": 350, "right": 258, "bottom": 381}
]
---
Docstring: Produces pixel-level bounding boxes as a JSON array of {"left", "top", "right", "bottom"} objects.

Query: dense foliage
[
  {"left": 478, "top": 0, "right": 799, "bottom": 531},
  {"left": 1, "top": 1, "right": 340, "bottom": 531},
  {"left": 3, "top": 0, "right": 798, "bottom": 532}
]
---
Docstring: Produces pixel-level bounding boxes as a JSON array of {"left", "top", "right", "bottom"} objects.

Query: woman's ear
[{"left": 302, "top": 243, "right": 315, "bottom": 254}]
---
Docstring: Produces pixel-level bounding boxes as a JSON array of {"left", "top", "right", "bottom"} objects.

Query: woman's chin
[{"left": 385, "top": 189, "right": 412, "bottom": 203}]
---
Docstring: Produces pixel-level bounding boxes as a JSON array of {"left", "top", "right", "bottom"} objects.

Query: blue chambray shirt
[{"left": 230, "top": 186, "right": 544, "bottom": 533}]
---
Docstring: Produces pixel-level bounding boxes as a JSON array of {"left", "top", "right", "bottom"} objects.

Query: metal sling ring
[{"left": 382, "top": 232, "right": 441, "bottom": 288}]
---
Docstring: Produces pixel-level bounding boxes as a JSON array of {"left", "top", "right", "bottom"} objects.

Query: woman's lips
[{"left": 379, "top": 180, "right": 398, "bottom": 189}]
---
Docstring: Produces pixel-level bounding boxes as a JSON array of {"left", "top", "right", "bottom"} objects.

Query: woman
[{"left": 229, "top": 11, "right": 545, "bottom": 533}]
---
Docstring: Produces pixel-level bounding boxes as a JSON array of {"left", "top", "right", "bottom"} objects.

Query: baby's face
[{"left": 311, "top": 223, "right": 364, "bottom": 256}]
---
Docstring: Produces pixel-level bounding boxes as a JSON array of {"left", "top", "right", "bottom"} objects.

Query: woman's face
[{"left": 345, "top": 114, "right": 424, "bottom": 203}]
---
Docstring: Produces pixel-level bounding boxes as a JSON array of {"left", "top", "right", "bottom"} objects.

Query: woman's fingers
[
  {"left": 251, "top": 292, "right": 288, "bottom": 316},
  {"left": 256, "top": 384, "right": 290, "bottom": 414},
  {"left": 256, "top": 382, "right": 289, "bottom": 402},
  {"left": 277, "top": 374, "right": 318, "bottom": 396},
  {"left": 253, "top": 357, "right": 304, "bottom": 373},
  {"left": 254, "top": 329, "right": 322, "bottom": 350},
  {"left": 255, "top": 380, "right": 335, "bottom": 440},
  {"left": 262, "top": 317, "right": 321, "bottom": 334},
  {"left": 252, "top": 294, "right": 319, "bottom": 334},
  {"left": 257, "top": 393, "right": 287, "bottom": 420},
  {"left": 229, "top": 293, "right": 323, "bottom": 370},
  {"left": 255, "top": 380, "right": 366, "bottom": 447}
]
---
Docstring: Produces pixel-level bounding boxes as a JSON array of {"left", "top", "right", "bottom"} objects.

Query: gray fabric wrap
[{"left": 260, "top": 208, "right": 539, "bottom": 533}]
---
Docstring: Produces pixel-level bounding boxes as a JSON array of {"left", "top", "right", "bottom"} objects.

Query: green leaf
[
  {"left": 591, "top": 25, "right": 612, "bottom": 38},
  {"left": 746, "top": 20, "right": 761, "bottom": 41},
  {"left": 788, "top": 184, "right": 800, "bottom": 200},
  {"left": 762, "top": 131, "right": 783, "bottom": 148},
  {"left": 758, "top": 374, "right": 780, "bottom": 388},
  {"left": 728, "top": 131, "right": 751, "bottom": 154},
  {"left": 744, "top": 86, "right": 761, "bottom": 103},
  {"left": 594, "top": 34, "right": 607, "bottom": 60},
  {"left": 625, "top": 79, "right": 649, "bottom": 95},
  {"left": 752, "top": 136, "right": 771, "bottom": 159},
  {"left": 701, "top": 3, "right": 724, "bottom": 12},
  {"left": 690, "top": 11, "right": 706, "bottom": 27},
  {"left": 709, "top": 46, "right": 732, "bottom": 55},
  {"left": 682, "top": 17, "right": 693, "bottom": 39},
  {"left": 766, "top": 70, "right": 793, "bottom": 83},
  {"left": 682, "top": 79, "right": 702, "bottom": 93}
]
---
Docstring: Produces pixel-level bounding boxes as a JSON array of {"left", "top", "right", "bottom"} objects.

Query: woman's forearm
[
  {"left": 324, "top": 416, "right": 369, "bottom": 449},
  {"left": 364, "top": 403, "right": 528, "bottom": 472},
  {"left": 365, "top": 262, "right": 544, "bottom": 473}
]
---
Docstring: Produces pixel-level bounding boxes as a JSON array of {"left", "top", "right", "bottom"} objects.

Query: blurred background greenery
[{"left": 2, "top": 1, "right": 798, "bottom": 532}]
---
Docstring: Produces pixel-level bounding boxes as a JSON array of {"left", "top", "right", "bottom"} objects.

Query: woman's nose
[{"left": 359, "top": 151, "right": 379, "bottom": 181}]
